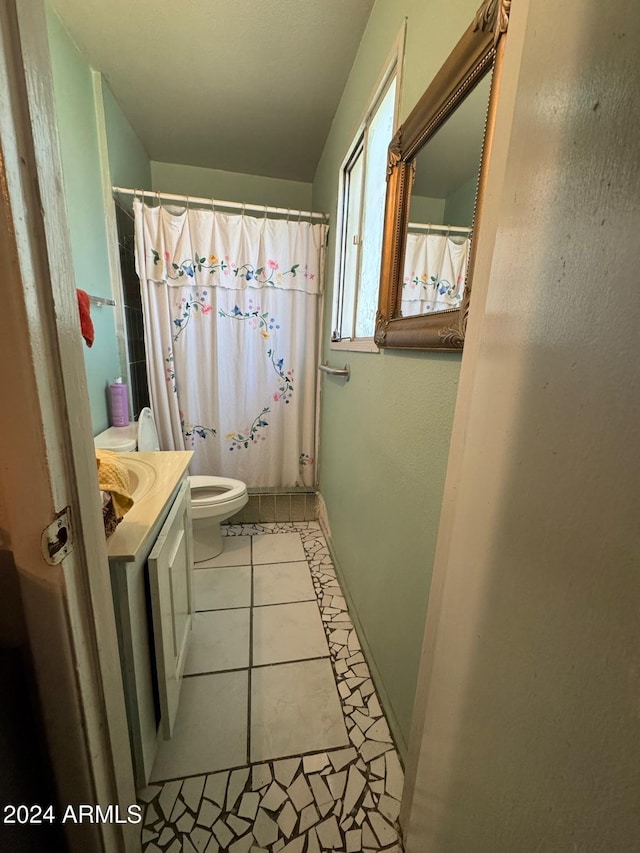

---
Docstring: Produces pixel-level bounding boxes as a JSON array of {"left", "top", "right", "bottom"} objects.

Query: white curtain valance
[
  {"left": 401, "top": 232, "right": 470, "bottom": 316},
  {"left": 134, "top": 200, "right": 325, "bottom": 295}
]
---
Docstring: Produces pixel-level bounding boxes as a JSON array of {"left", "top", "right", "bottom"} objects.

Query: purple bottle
[{"left": 109, "top": 377, "right": 130, "bottom": 427}]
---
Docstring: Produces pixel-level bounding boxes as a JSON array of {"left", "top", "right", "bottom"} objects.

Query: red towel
[{"left": 77, "top": 289, "right": 94, "bottom": 348}]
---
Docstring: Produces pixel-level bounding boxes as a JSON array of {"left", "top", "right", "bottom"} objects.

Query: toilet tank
[
  {"left": 94, "top": 408, "right": 160, "bottom": 452},
  {"left": 93, "top": 423, "right": 137, "bottom": 453}
]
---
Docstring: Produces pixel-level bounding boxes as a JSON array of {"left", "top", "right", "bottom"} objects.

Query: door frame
[{"left": 0, "top": 2, "right": 138, "bottom": 850}]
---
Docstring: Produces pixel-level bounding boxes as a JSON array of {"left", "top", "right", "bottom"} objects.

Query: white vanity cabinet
[
  {"left": 106, "top": 451, "right": 193, "bottom": 787},
  {"left": 148, "top": 479, "right": 193, "bottom": 740}
]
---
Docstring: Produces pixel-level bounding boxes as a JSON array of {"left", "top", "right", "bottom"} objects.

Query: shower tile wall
[
  {"left": 115, "top": 203, "right": 149, "bottom": 416},
  {"left": 229, "top": 491, "right": 317, "bottom": 524}
]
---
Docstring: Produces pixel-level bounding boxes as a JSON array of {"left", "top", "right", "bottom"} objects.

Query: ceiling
[
  {"left": 412, "top": 72, "right": 492, "bottom": 201},
  {"left": 52, "top": 0, "right": 375, "bottom": 183}
]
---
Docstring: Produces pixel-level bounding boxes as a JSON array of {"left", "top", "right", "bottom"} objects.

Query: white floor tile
[
  {"left": 150, "top": 671, "right": 248, "bottom": 781},
  {"left": 253, "top": 561, "right": 316, "bottom": 606},
  {"left": 140, "top": 523, "right": 405, "bottom": 853},
  {"left": 252, "top": 602, "right": 329, "bottom": 665},
  {"left": 184, "top": 610, "right": 250, "bottom": 674},
  {"left": 194, "top": 565, "right": 251, "bottom": 610},
  {"left": 251, "top": 659, "right": 349, "bottom": 763},
  {"left": 195, "top": 536, "right": 252, "bottom": 568},
  {"left": 252, "top": 533, "right": 306, "bottom": 565}
]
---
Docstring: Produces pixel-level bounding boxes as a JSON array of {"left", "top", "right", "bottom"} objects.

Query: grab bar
[{"left": 318, "top": 362, "right": 350, "bottom": 381}]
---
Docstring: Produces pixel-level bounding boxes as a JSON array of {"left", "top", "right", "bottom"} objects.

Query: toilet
[
  {"left": 94, "top": 407, "right": 248, "bottom": 561},
  {"left": 189, "top": 475, "right": 248, "bottom": 562}
]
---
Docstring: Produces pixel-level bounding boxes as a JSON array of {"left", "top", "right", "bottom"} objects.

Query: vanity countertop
[{"left": 106, "top": 451, "right": 193, "bottom": 562}]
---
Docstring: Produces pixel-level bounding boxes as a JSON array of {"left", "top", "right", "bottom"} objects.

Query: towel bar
[
  {"left": 318, "top": 362, "right": 350, "bottom": 381},
  {"left": 88, "top": 294, "right": 116, "bottom": 306}
]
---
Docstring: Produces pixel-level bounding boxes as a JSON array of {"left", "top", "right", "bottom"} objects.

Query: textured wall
[
  {"left": 405, "top": 0, "right": 640, "bottom": 848},
  {"left": 312, "top": 0, "right": 481, "bottom": 752}
]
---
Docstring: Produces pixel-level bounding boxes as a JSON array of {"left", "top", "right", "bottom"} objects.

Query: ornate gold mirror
[{"left": 375, "top": 0, "right": 511, "bottom": 350}]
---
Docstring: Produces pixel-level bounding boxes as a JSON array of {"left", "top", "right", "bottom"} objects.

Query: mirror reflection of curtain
[
  {"left": 401, "top": 233, "right": 470, "bottom": 315},
  {"left": 134, "top": 200, "right": 326, "bottom": 488}
]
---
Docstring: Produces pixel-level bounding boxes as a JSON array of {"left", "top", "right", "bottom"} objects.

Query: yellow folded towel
[{"left": 96, "top": 449, "right": 134, "bottom": 518}]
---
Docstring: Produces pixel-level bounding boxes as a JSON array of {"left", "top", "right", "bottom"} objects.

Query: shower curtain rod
[
  {"left": 408, "top": 221, "right": 471, "bottom": 234},
  {"left": 112, "top": 186, "right": 329, "bottom": 221}
]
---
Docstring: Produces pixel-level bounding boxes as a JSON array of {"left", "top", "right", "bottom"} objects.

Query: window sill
[{"left": 330, "top": 338, "right": 379, "bottom": 353}]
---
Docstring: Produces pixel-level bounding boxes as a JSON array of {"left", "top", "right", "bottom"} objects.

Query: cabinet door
[{"left": 148, "top": 479, "right": 194, "bottom": 738}]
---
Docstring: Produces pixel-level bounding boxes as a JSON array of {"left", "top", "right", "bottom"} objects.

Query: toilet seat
[
  {"left": 137, "top": 407, "right": 160, "bottom": 451},
  {"left": 189, "top": 475, "right": 247, "bottom": 519},
  {"left": 189, "top": 475, "right": 249, "bottom": 558}
]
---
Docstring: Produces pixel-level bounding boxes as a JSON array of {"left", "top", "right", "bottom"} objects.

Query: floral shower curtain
[
  {"left": 134, "top": 200, "right": 326, "bottom": 487},
  {"left": 401, "top": 232, "right": 470, "bottom": 316}
]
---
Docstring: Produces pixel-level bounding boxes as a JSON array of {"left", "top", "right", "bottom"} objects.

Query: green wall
[
  {"left": 410, "top": 194, "right": 446, "bottom": 225},
  {"left": 313, "top": 0, "right": 480, "bottom": 754},
  {"left": 102, "top": 80, "right": 152, "bottom": 190},
  {"left": 47, "top": 7, "right": 120, "bottom": 433},
  {"left": 151, "top": 161, "right": 312, "bottom": 210},
  {"left": 444, "top": 173, "right": 477, "bottom": 227},
  {"left": 47, "top": 7, "right": 152, "bottom": 432}
]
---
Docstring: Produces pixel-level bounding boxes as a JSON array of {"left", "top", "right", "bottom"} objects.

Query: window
[{"left": 332, "top": 41, "right": 403, "bottom": 350}]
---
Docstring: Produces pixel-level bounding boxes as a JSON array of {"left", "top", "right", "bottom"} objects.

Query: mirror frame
[{"left": 375, "top": 0, "right": 511, "bottom": 351}]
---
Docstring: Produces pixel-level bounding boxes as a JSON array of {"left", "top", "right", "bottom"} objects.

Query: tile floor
[{"left": 139, "top": 522, "right": 404, "bottom": 852}]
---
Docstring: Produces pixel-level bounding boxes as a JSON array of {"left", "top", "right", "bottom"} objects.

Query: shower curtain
[
  {"left": 134, "top": 200, "right": 327, "bottom": 487},
  {"left": 401, "top": 232, "right": 470, "bottom": 316}
]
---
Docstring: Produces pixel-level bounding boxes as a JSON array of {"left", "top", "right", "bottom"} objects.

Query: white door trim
[{"left": 0, "top": 2, "right": 139, "bottom": 850}]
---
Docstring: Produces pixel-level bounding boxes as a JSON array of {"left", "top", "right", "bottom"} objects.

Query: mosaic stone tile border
[{"left": 139, "top": 522, "right": 405, "bottom": 852}]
